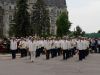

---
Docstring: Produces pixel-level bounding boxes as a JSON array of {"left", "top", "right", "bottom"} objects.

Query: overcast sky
[{"left": 66, "top": 0, "right": 100, "bottom": 33}]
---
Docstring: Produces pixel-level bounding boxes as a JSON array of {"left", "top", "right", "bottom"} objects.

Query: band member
[
  {"left": 77, "top": 38, "right": 83, "bottom": 61},
  {"left": 44, "top": 39, "right": 51, "bottom": 60},
  {"left": 19, "top": 38, "right": 27, "bottom": 57},
  {"left": 61, "top": 38, "right": 69, "bottom": 60},
  {"left": 55, "top": 38, "right": 61, "bottom": 56},
  {"left": 50, "top": 38, "right": 56, "bottom": 58},
  {"left": 27, "top": 38, "right": 37, "bottom": 62},
  {"left": 36, "top": 38, "right": 41, "bottom": 57},
  {"left": 10, "top": 37, "right": 17, "bottom": 59}
]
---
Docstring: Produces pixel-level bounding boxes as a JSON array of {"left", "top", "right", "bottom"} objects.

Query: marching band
[{"left": 0, "top": 36, "right": 100, "bottom": 62}]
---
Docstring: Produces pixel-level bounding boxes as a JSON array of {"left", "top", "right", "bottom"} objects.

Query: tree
[
  {"left": 81, "top": 31, "right": 86, "bottom": 36},
  {"left": 56, "top": 12, "right": 71, "bottom": 37},
  {"left": 31, "top": 0, "right": 50, "bottom": 37},
  {"left": 76, "top": 26, "right": 82, "bottom": 35},
  {"left": 74, "top": 26, "right": 85, "bottom": 37},
  {"left": 9, "top": 0, "right": 33, "bottom": 37},
  {"left": 98, "top": 30, "right": 100, "bottom": 33}
]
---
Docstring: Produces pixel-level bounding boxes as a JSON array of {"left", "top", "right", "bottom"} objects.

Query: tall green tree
[
  {"left": 74, "top": 26, "right": 83, "bottom": 37},
  {"left": 56, "top": 12, "right": 71, "bottom": 37},
  {"left": 9, "top": 0, "right": 33, "bottom": 37},
  {"left": 81, "top": 31, "right": 86, "bottom": 36},
  {"left": 31, "top": 0, "right": 50, "bottom": 37},
  {"left": 76, "top": 26, "right": 82, "bottom": 35}
]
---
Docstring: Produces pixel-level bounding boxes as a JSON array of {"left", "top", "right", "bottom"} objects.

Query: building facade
[
  {"left": 0, "top": 0, "right": 16, "bottom": 37},
  {"left": 0, "top": 0, "right": 67, "bottom": 37}
]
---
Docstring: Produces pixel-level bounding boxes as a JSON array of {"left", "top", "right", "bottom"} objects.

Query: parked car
[
  {"left": 0, "top": 39, "right": 5, "bottom": 53},
  {"left": 0, "top": 39, "right": 10, "bottom": 53}
]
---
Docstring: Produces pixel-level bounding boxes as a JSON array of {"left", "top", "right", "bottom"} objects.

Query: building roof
[
  {"left": 84, "top": 33, "right": 100, "bottom": 38},
  {"left": 43, "top": 0, "right": 66, "bottom": 8},
  {"left": 0, "top": 0, "right": 16, "bottom": 3},
  {"left": 0, "top": 0, "right": 67, "bottom": 8}
]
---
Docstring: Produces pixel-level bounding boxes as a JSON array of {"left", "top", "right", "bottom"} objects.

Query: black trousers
[
  {"left": 85, "top": 49, "right": 89, "bottom": 57},
  {"left": 57, "top": 48, "right": 61, "bottom": 56},
  {"left": 71, "top": 48, "right": 74, "bottom": 57},
  {"left": 20, "top": 49, "right": 23, "bottom": 57},
  {"left": 74, "top": 47, "right": 77, "bottom": 55},
  {"left": 63, "top": 50, "right": 68, "bottom": 60},
  {"left": 36, "top": 48, "right": 41, "bottom": 57},
  {"left": 24, "top": 49, "right": 27, "bottom": 57},
  {"left": 79, "top": 50, "right": 84, "bottom": 61},
  {"left": 73, "top": 47, "right": 76, "bottom": 55},
  {"left": 41, "top": 47, "right": 45, "bottom": 54},
  {"left": 54, "top": 48, "right": 57, "bottom": 57},
  {"left": 51, "top": 49, "right": 55, "bottom": 58},
  {"left": 83, "top": 50, "right": 86, "bottom": 59},
  {"left": 46, "top": 50, "right": 50, "bottom": 60},
  {"left": 68, "top": 49, "right": 73, "bottom": 57},
  {"left": 98, "top": 45, "right": 100, "bottom": 53},
  {"left": 20, "top": 49, "right": 27, "bottom": 57},
  {"left": 11, "top": 50, "right": 16, "bottom": 59}
]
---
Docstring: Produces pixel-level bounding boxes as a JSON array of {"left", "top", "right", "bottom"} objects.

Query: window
[{"left": 9, "top": 6, "right": 11, "bottom": 10}]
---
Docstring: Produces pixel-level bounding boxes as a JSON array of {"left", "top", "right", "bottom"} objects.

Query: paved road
[{"left": 0, "top": 54, "right": 100, "bottom": 75}]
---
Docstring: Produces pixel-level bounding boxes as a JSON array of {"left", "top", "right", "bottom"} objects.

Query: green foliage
[
  {"left": 9, "top": 0, "right": 33, "bottom": 37},
  {"left": 98, "top": 30, "right": 100, "bottom": 33},
  {"left": 74, "top": 26, "right": 85, "bottom": 37},
  {"left": 75, "top": 26, "right": 82, "bottom": 36},
  {"left": 81, "top": 31, "right": 86, "bottom": 36},
  {"left": 31, "top": 0, "right": 50, "bottom": 37},
  {"left": 56, "top": 12, "right": 71, "bottom": 37}
]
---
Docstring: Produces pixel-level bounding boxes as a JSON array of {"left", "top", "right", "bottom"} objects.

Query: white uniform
[
  {"left": 81, "top": 40, "right": 89, "bottom": 50},
  {"left": 44, "top": 40, "right": 51, "bottom": 50},
  {"left": 66, "top": 40, "right": 72, "bottom": 50},
  {"left": 10, "top": 40, "right": 17, "bottom": 50},
  {"left": 19, "top": 40, "right": 27, "bottom": 49},
  {"left": 40, "top": 40, "right": 44, "bottom": 47},
  {"left": 37, "top": 40, "right": 42, "bottom": 49},
  {"left": 55, "top": 40, "right": 61, "bottom": 48},
  {"left": 27, "top": 40, "right": 37, "bottom": 62},
  {"left": 82, "top": 40, "right": 87, "bottom": 50},
  {"left": 77, "top": 40, "right": 83, "bottom": 50},
  {"left": 61, "top": 40, "right": 68, "bottom": 50},
  {"left": 71, "top": 39, "right": 77, "bottom": 48},
  {"left": 50, "top": 40, "right": 56, "bottom": 49}
]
